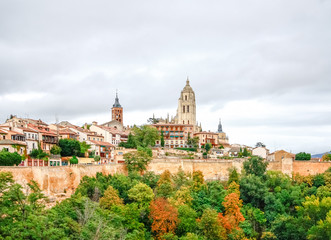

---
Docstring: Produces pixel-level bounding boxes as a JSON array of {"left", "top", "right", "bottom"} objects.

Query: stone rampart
[
  {"left": 292, "top": 161, "right": 331, "bottom": 176},
  {"left": 0, "top": 158, "right": 330, "bottom": 196}
]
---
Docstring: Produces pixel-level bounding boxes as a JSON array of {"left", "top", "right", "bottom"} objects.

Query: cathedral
[{"left": 153, "top": 78, "right": 228, "bottom": 148}]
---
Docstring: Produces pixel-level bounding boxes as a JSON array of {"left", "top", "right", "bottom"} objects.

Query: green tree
[
  {"left": 204, "top": 143, "right": 212, "bottom": 153},
  {"left": 128, "top": 182, "right": 154, "bottom": 209},
  {"left": 295, "top": 152, "right": 311, "bottom": 161},
  {"left": 321, "top": 153, "right": 331, "bottom": 161},
  {"left": 243, "top": 147, "right": 249, "bottom": 157},
  {"left": 241, "top": 204, "right": 267, "bottom": 239},
  {"left": 173, "top": 167, "right": 192, "bottom": 190},
  {"left": 124, "top": 149, "right": 153, "bottom": 173},
  {"left": 59, "top": 139, "right": 81, "bottom": 156},
  {"left": 132, "top": 125, "right": 160, "bottom": 148},
  {"left": 29, "top": 144, "right": 48, "bottom": 160},
  {"left": 192, "top": 171, "right": 204, "bottom": 192},
  {"left": 228, "top": 167, "right": 240, "bottom": 185},
  {"left": 79, "top": 141, "right": 90, "bottom": 157},
  {"left": 94, "top": 155, "right": 101, "bottom": 162},
  {"left": 50, "top": 145, "right": 62, "bottom": 155},
  {"left": 243, "top": 156, "right": 268, "bottom": 177},
  {"left": 119, "top": 133, "right": 137, "bottom": 148},
  {"left": 0, "top": 149, "right": 22, "bottom": 166},
  {"left": 161, "top": 130, "right": 165, "bottom": 147},
  {"left": 142, "top": 171, "right": 160, "bottom": 189},
  {"left": 199, "top": 209, "right": 226, "bottom": 240},
  {"left": 156, "top": 170, "right": 175, "bottom": 198},
  {"left": 176, "top": 205, "right": 198, "bottom": 237},
  {"left": 186, "top": 134, "right": 199, "bottom": 150},
  {"left": 240, "top": 174, "right": 268, "bottom": 209},
  {"left": 307, "top": 210, "right": 331, "bottom": 240},
  {"left": 179, "top": 233, "right": 200, "bottom": 240},
  {"left": 99, "top": 185, "right": 123, "bottom": 209}
]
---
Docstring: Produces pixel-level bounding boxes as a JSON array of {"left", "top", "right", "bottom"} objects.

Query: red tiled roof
[
  {"left": 28, "top": 124, "right": 57, "bottom": 136},
  {"left": 89, "top": 140, "right": 114, "bottom": 147},
  {"left": 59, "top": 128, "right": 78, "bottom": 135},
  {"left": 7, "top": 130, "right": 25, "bottom": 136},
  {"left": 0, "top": 129, "right": 7, "bottom": 134},
  {"left": 17, "top": 127, "right": 39, "bottom": 133}
]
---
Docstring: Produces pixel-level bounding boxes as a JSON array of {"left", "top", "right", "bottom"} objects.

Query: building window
[
  {"left": 185, "top": 95, "right": 187, "bottom": 100},
  {"left": 187, "top": 105, "right": 189, "bottom": 113},
  {"left": 183, "top": 106, "right": 185, "bottom": 113}
]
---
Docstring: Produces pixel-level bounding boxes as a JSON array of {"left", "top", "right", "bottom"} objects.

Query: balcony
[{"left": 42, "top": 136, "right": 58, "bottom": 144}]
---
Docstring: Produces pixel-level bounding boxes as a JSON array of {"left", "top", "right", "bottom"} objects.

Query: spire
[
  {"left": 218, "top": 118, "right": 223, "bottom": 133},
  {"left": 186, "top": 76, "right": 190, "bottom": 86},
  {"left": 113, "top": 90, "right": 122, "bottom": 108}
]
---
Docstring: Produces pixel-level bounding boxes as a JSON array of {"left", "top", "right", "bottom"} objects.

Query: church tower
[
  {"left": 175, "top": 78, "right": 196, "bottom": 126},
  {"left": 112, "top": 91, "right": 123, "bottom": 124}
]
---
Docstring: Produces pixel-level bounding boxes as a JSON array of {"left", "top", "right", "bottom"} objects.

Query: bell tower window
[
  {"left": 183, "top": 106, "right": 185, "bottom": 113},
  {"left": 185, "top": 95, "right": 187, "bottom": 100},
  {"left": 187, "top": 105, "right": 189, "bottom": 113}
]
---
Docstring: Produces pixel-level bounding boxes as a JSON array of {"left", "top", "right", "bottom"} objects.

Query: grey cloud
[{"left": 0, "top": 0, "right": 331, "bottom": 152}]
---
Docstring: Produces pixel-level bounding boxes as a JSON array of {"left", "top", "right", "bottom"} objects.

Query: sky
[{"left": 0, "top": 0, "right": 331, "bottom": 154}]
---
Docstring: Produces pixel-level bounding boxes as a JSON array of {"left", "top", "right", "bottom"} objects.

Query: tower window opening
[
  {"left": 183, "top": 106, "right": 185, "bottom": 113},
  {"left": 185, "top": 95, "right": 187, "bottom": 100},
  {"left": 187, "top": 105, "right": 189, "bottom": 113}
]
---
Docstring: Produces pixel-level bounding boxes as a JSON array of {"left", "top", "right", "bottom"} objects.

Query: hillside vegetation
[{"left": 0, "top": 156, "right": 330, "bottom": 239}]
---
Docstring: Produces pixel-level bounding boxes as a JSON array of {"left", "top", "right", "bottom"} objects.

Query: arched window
[
  {"left": 188, "top": 120, "right": 190, "bottom": 124},
  {"left": 183, "top": 106, "right": 185, "bottom": 113},
  {"left": 185, "top": 95, "right": 187, "bottom": 100},
  {"left": 187, "top": 105, "right": 189, "bottom": 113}
]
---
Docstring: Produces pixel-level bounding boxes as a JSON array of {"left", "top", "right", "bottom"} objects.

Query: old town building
[{"left": 152, "top": 123, "right": 194, "bottom": 148}]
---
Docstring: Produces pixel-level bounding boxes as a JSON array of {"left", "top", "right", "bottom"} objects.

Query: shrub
[
  {"left": 70, "top": 156, "right": 78, "bottom": 164},
  {"left": 0, "top": 149, "right": 22, "bottom": 166}
]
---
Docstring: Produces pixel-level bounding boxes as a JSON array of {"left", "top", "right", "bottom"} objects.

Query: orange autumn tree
[
  {"left": 219, "top": 192, "right": 245, "bottom": 235},
  {"left": 150, "top": 197, "right": 179, "bottom": 239}
]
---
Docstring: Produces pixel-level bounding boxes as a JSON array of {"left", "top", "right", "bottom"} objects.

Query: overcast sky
[{"left": 1, "top": 0, "right": 331, "bottom": 154}]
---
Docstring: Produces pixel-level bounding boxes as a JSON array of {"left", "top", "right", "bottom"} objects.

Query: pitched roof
[
  {"left": 17, "top": 127, "right": 39, "bottom": 133},
  {"left": 0, "top": 129, "right": 8, "bottom": 134},
  {"left": 89, "top": 140, "right": 114, "bottom": 147}
]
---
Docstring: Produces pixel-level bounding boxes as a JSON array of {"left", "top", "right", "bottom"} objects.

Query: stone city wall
[
  {"left": 292, "top": 161, "right": 331, "bottom": 176},
  {"left": 0, "top": 158, "right": 330, "bottom": 196}
]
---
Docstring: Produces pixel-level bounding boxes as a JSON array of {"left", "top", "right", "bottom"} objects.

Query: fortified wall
[{"left": 0, "top": 158, "right": 330, "bottom": 196}]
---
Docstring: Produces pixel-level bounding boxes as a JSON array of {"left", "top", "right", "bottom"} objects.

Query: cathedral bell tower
[
  {"left": 175, "top": 78, "right": 196, "bottom": 125},
  {"left": 112, "top": 91, "right": 123, "bottom": 124}
]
